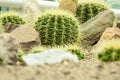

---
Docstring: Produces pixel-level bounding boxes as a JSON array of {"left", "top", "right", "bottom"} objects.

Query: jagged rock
[
  {"left": 23, "top": 0, "right": 41, "bottom": 25},
  {"left": 0, "top": 33, "right": 19, "bottom": 65},
  {"left": 80, "top": 10, "right": 115, "bottom": 49},
  {"left": 5, "top": 22, "right": 20, "bottom": 33},
  {"left": 99, "top": 27, "right": 120, "bottom": 41},
  {"left": 10, "top": 24, "right": 40, "bottom": 51},
  {"left": 92, "top": 27, "right": 120, "bottom": 53},
  {"left": 59, "top": 0, "right": 78, "bottom": 15}
]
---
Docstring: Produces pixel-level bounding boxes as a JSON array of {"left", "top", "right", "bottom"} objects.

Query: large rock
[
  {"left": 59, "top": 0, "right": 78, "bottom": 15},
  {"left": 23, "top": 0, "right": 41, "bottom": 25},
  {"left": 0, "top": 33, "right": 19, "bottom": 65},
  {"left": 80, "top": 10, "right": 115, "bottom": 48},
  {"left": 22, "top": 49, "right": 79, "bottom": 66},
  {"left": 10, "top": 25, "right": 40, "bottom": 51}
]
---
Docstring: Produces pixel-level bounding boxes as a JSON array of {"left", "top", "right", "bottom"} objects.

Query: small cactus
[
  {"left": 67, "top": 49, "right": 84, "bottom": 60},
  {"left": 97, "top": 39, "right": 120, "bottom": 62},
  {"left": 34, "top": 9, "right": 80, "bottom": 46},
  {"left": 76, "top": 0, "right": 109, "bottom": 24},
  {"left": 0, "top": 11, "right": 25, "bottom": 26}
]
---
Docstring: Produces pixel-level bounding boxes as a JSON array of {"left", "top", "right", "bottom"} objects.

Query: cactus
[
  {"left": 67, "top": 49, "right": 84, "bottom": 60},
  {"left": 0, "top": 11, "right": 25, "bottom": 26},
  {"left": 76, "top": 0, "right": 109, "bottom": 24},
  {"left": 34, "top": 9, "right": 80, "bottom": 46},
  {"left": 97, "top": 39, "right": 120, "bottom": 62}
]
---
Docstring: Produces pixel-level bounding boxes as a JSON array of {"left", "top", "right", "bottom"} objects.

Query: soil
[{"left": 0, "top": 59, "right": 120, "bottom": 80}]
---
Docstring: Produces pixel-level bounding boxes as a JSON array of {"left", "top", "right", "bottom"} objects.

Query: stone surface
[
  {"left": 23, "top": 0, "right": 41, "bottom": 25},
  {"left": 5, "top": 22, "right": 20, "bottom": 33},
  {"left": 10, "top": 24, "right": 40, "bottom": 51},
  {"left": 92, "top": 27, "right": 120, "bottom": 54},
  {"left": 80, "top": 10, "right": 115, "bottom": 48},
  {"left": 22, "top": 49, "right": 79, "bottom": 66},
  {"left": 98, "top": 27, "right": 120, "bottom": 42},
  {"left": 59, "top": 0, "right": 78, "bottom": 15},
  {"left": 0, "top": 33, "right": 19, "bottom": 65}
]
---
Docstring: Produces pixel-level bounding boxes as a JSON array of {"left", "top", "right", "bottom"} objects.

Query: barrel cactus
[
  {"left": 97, "top": 39, "right": 120, "bottom": 62},
  {"left": 34, "top": 9, "right": 80, "bottom": 46},
  {"left": 76, "top": 0, "right": 109, "bottom": 24},
  {"left": 0, "top": 11, "right": 25, "bottom": 26}
]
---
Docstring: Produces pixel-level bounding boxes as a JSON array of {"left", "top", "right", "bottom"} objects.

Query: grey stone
[
  {"left": 22, "top": 49, "right": 79, "bottom": 66},
  {"left": 0, "top": 33, "right": 19, "bottom": 65},
  {"left": 80, "top": 10, "right": 115, "bottom": 48}
]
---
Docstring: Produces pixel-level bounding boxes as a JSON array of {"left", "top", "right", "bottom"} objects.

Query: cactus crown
[
  {"left": 76, "top": 0, "right": 109, "bottom": 24},
  {"left": 34, "top": 9, "right": 80, "bottom": 46},
  {"left": 97, "top": 39, "right": 120, "bottom": 61},
  {"left": 0, "top": 11, "right": 25, "bottom": 26}
]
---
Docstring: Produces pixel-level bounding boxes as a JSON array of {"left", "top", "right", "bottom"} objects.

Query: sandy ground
[
  {"left": 0, "top": 59, "right": 120, "bottom": 80},
  {"left": 0, "top": 46, "right": 120, "bottom": 80}
]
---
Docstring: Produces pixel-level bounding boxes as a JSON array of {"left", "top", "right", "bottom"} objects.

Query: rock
[
  {"left": 22, "top": 49, "right": 79, "bottom": 66},
  {"left": 117, "top": 21, "right": 120, "bottom": 29},
  {"left": 0, "top": 33, "right": 19, "bottom": 65},
  {"left": 92, "top": 27, "right": 120, "bottom": 54},
  {"left": 99, "top": 27, "right": 120, "bottom": 41},
  {"left": 5, "top": 22, "right": 20, "bottom": 33},
  {"left": 23, "top": 0, "right": 41, "bottom": 25},
  {"left": 59, "top": 0, "right": 78, "bottom": 15},
  {"left": 10, "top": 24, "right": 40, "bottom": 51},
  {"left": 80, "top": 10, "right": 115, "bottom": 48}
]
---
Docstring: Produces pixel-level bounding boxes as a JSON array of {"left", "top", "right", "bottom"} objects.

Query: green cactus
[
  {"left": 0, "top": 11, "right": 25, "bottom": 26},
  {"left": 76, "top": 0, "right": 109, "bottom": 24},
  {"left": 67, "top": 49, "right": 84, "bottom": 60},
  {"left": 34, "top": 9, "right": 80, "bottom": 46},
  {"left": 97, "top": 39, "right": 120, "bottom": 62}
]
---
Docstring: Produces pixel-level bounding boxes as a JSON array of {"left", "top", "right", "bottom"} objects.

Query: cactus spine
[
  {"left": 34, "top": 9, "right": 80, "bottom": 46},
  {"left": 0, "top": 11, "right": 25, "bottom": 26},
  {"left": 97, "top": 39, "right": 120, "bottom": 61},
  {"left": 76, "top": 0, "right": 109, "bottom": 24}
]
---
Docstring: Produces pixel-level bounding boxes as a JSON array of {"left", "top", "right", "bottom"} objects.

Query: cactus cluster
[
  {"left": 34, "top": 9, "right": 80, "bottom": 46},
  {"left": 98, "top": 39, "right": 120, "bottom": 62},
  {"left": 76, "top": 0, "right": 109, "bottom": 24},
  {"left": 0, "top": 11, "right": 25, "bottom": 26}
]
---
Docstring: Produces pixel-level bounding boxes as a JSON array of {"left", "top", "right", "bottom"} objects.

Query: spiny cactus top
[
  {"left": 34, "top": 9, "right": 80, "bottom": 46},
  {"left": 76, "top": 0, "right": 109, "bottom": 24},
  {"left": 97, "top": 39, "right": 120, "bottom": 62},
  {"left": 0, "top": 11, "right": 25, "bottom": 26}
]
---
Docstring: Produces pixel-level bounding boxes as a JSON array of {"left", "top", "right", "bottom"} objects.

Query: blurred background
[{"left": 0, "top": 0, "right": 120, "bottom": 11}]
